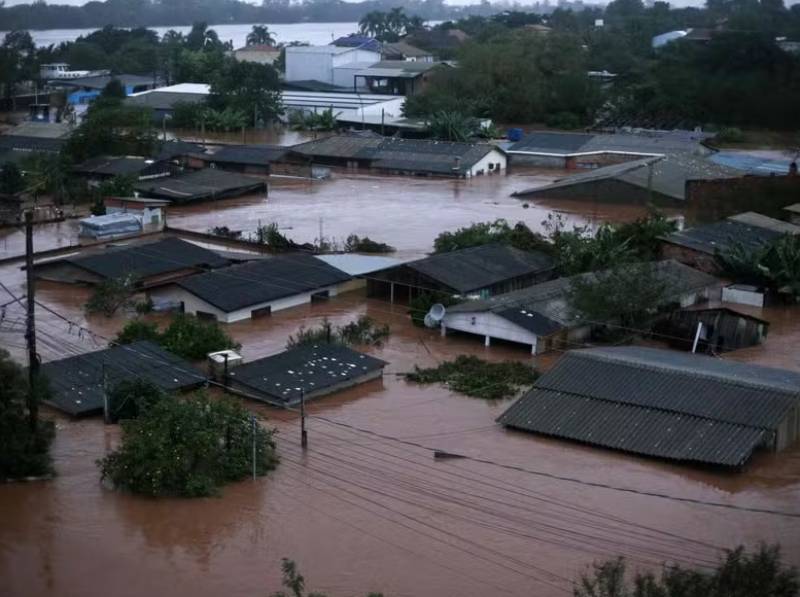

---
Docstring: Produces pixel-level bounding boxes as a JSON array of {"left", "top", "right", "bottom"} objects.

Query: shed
[
  {"left": 441, "top": 260, "right": 720, "bottom": 354},
  {"left": 133, "top": 168, "right": 267, "bottom": 203},
  {"left": 661, "top": 306, "right": 769, "bottom": 353},
  {"left": 33, "top": 237, "right": 230, "bottom": 288},
  {"left": 148, "top": 253, "right": 353, "bottom": 323},
  {"left": 103, "top": 196, "right": 169, "bottom": 232},
  {"left": 354, "top": 61, "right": 447, "bottom": 96},
  {"left": 39, "top": 340, "right": 205, "bottom": 416},
  {"left": 78, "top": 213, "right": 142, "bottom": 240},
  {"left": 226, "top": 343, "right": 386, "bottom": 406},
  {"left": 187, "top": 144, "right": 289, "bottom": 176},
  {"left": 660, "top": 211, "right": 800, "bottom": 273},
  {"left": 497, "top": 346, "right": 800, "bottom": 466},
  {"left": 367, "top": 244, "right": 555, "bottom": 303},
  {"left": 382, "top": 41, "right": 434, "bottom": 62}
]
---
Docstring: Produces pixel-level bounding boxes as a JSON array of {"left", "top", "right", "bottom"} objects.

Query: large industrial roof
[
  {"left": 176, "top": 253, "right": 352, "bottom": 312},
  {"left": 507, "top": 130, "right": 712, "bottom": 156},
  {"left": 228, "top": 343, "right": 386, "bottom": 405},
  {"left": 39, "top": 341, "right": 205, "bottom": 416},
  {"left": 498, "top": 346, "right": 800, "bottom": 466},
  {"left": 74, "top": 156, "right": 164, "bottom": 176}
]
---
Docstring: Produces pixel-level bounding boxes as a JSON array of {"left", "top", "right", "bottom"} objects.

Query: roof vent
[{"left": 208, "top": 349, "right": 243, "bottom": 380}]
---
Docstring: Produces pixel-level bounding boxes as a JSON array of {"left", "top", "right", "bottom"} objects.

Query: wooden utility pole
[
  {"left": 300, "top": 389, "right": 308, "bottom": 450},
  {"left": 24, "top": 211, "right": 38, "bottom": 432}
]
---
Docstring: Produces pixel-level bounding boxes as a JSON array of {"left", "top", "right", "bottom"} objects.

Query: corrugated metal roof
[
  {"left": 498, "top": 346, "right": 800, "bottom": 466},
  {"left": 74, "top": 156, "right": 161, "bottom": 176},
  {"left": 59, "top": 74, "right": 155, "bottom": 90},
  {"left": 508, "top": 132, "right": 596, "bottom": 154},
  {"left": 57, "top": 237, "right": 230, "bottom": 281},
  {"left": 126, "top": 91, "right": 207, "bottom": 111},
  {"left": 39, "top": 340, "right": 205, "bottom": 416},
  {"left": 402, "top": 244, "right": 555, "bottom": 294},
  {"left": 228, "top": 343, "right": 386, "bottom": 405},
  {"left": 205, "top": 144, "right": 288, "bottom": 165},
  {"left": 508, "top": 130, "right": 712, "bottom": 156},
  {"left": 660, "top": 213, "right": 794, "bottom": 256},
  {"left": 177, "top": 253, "right": 352, "bottom": 312},
  {"left": 0, "top": 134, "right": 66, "bottom": 153},
  {"left": 314, "top": 254, "right": 407, "bottom": 276},
  {"left": 133, "top": 169, "right": 266, "bottom": 202},
  {"left": 356, "top": 61, "right": 444, "bottom": 78}
]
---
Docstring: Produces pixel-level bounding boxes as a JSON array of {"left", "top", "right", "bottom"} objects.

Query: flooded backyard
[{"left": 1, "top": 168, "right": 799, "bottom": 597}]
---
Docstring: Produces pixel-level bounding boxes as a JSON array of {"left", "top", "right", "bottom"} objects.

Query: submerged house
[
  {"left": 39, "top": 340, "right": 205, "bottom": 416},
  {"left": 185, "top": 144, "right": 289, "bottom": 176},
  {"left": 441, "top": 260, "right": 720, "bottom": 354},
  {"left": 288, "top": 134, "right": 507, "bottom": 178},
  {"left": 367, "top": 244, "right": 555, "bottom": 303},
  {"left": 226, "top": 343, "right": 386, "bottom": 406},
  {"left": 498, "top": 346, "right": 800, "bottom": 467},
  {"left": 73, "top": 155, "right": 174, "bottom": 186},
  {"left": 660, "top": 306, "right": 770, "bottom": 353},
  {"left": 353, "top": 61, "right": 447, "bottom": 96},
  {"left": 133, "top": 168, "right": 268, "bottom": 203},
  {"left": 33, "top": 237, "right": 230, "bottom": 289},
  {"left": 512, "top": 153, "right": 739, "bottom": 205},
  {"left": 660, "top": 211, "right": 800, "bottom": 273},
  {"left": 148, "top": 253, "right": 354, "bottom": 323}
]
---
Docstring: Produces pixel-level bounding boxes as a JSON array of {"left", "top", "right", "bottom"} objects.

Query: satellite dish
[
  {"left": 423, "top": 313, "right": 438, "bottom": 328},
  {"left": 428, "top": 303, "right": 446, "bottom": 322}
]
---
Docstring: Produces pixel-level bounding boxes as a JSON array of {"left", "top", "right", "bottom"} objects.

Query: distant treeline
[{"left": 1, "top": 0, "right": 483, "bottom": 32}]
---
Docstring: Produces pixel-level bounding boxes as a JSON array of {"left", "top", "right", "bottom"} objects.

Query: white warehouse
[{"left": 285, "top": 45, "right": 381, "bottom": 89}]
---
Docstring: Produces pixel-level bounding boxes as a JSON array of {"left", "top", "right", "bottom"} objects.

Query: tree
[
  {"left": 99, "top": 78, "right": 127, "bottom": 100},
  {"left": 114, "top": 318, "right": 161, "bottom": 345},
  {"left": 64, "top": 99, "right": 156, "bottom": 163},
  {"left": 157, "top": 314, "right": 239, "bottom": 360},
  {"left": 107, "top": 379, "right": 167, "bottom": 422},
  {"left": 717, "top": 234, "right": 800, "bottom": 298},
  {"left": 98, "top": 393, "right": 279, "bottom": 497},
  {"left": 185, "top": 22, "right": 224, "bottom": 52},
  {"left": 426, "top": 111, "right": 480, "bottom": 142},
  {"left": 433, "top": 219, "right": 552, "bottom": 254},
  {"left": 246, "top": 24, "right": 276, "bottom": 46},
  {"left": 0, "top": 350, "right": 55, "bottom": 480},
  {"left": 271, "top": 558, "right": 383, "bottom": 597},
  {"left": 0, "top": 162, "right": 25, "bottom": 195},
  {"left": 209, "top": 59, "right": 283, "bottom": 126},
  {"left": 574, "top": 544, "right": 798, "bottom": 597},
  {"left": 286, "top": 316, "right": 390, "bottom": 349},
  {"left": 85, "top": 275, "right": 137, "bottom": 317}
]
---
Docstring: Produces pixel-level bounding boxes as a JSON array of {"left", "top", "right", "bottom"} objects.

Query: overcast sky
[{"left": 1, "top": 0, "right": 720, "bottom": 8}]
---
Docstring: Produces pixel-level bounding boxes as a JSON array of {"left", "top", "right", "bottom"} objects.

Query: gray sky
[{"left": 1, "top": 0, "right": 717, "bottom": 7}]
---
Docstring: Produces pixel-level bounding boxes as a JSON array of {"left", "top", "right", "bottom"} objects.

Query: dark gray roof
[
  {"left": 660, "top": 212, "right": 800, "bottom": 256},
  {"left": 356, "top": 61, "right": 445, "bottom": 78},
  {"left": 60, "top": 74, "right": 155, "bottom": 90},
  {"left": 508, "top": 130, "right": 712, "bottom": 156},
  {"left": 203, "top": 144, "right": 289, "bottom": 166},
  {"left": 382, "top": 41, "right": 433, "bottom": 59},
  {"left": 514, "top": 154, "right": 739, "bottom": 201},
  {"left": 58, "top": 237, "right": 230, "bottom": 282},
  {"left": 0, "top": 134, "right": 65, "bottom": 153},
  {"left": 290, "top": 134, "right": 501, "bottom": 175},
  {"left": 228, "top": 343, "right": 386, "bottom": 405},
  {"left": 39, "top": 340, "right": 205, "bottom": 416},
  {"left": 133, "top": 168, "right": 266, "bottom": 202},
  {"left": 74, "top": 156, "right": 165, "bottom": 176},
  {"left": 508, "top": 132, "right": 596, "bottom": 154},
  {"left": 126, "top": 91, "right": 207, "bottom": 111},
  {"left": 154, "top": 139, "right": 205, "bottom": 161},
  {"left": 498, "top": 346, "right": 800, "bottom": 466},
  {"left": 176, "top": 253, "right": 352, "bottom": 312},
  {"left": 448, "top": 260, "right": 719, "bottom": 332},
  {"left": 404, "top": 244, "right": 555, "bottom": 294}
]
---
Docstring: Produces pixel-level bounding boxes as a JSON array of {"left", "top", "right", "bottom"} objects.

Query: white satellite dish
[
  {"left": 428, "top": 303, "right": 446, "bottom": 322},
  {"left": 423, "top": 313, "right": 438, "bottom": 328}
]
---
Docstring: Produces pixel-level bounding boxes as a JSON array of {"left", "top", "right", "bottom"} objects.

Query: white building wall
[
  {"left": 286, "top": 48, "right": 335, "bottom": 83},
  {"left": 149, "top": 283, "right": 343, "bottom": 323},
  {"left": 722, "top": 286, "right": 765, "bottom": 307},
  {"left": 467, "top": 149, "right": 507, "bottom": 177},
  {"left": 331, "top": 49, "right": 381, "bottom": 67},
  {"left": 442, "top": 312, "right": 539, "bottom": 351}
]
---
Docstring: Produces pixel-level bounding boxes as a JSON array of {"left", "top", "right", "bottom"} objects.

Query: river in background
[{"left": 1, "top": 22, "right": 438, "bottom": 48}]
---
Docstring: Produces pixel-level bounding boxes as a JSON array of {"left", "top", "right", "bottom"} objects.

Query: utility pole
[
  {"left": 691, "top": 321, "right": 703, "bottom": 354},
  {"left": 24, "top": 211, "right": 38, "bottom": 432},
  {"left": 102, "top": 363, "right": 110, "bottom": 424},
  {"left": 300, "top": 389, "right": 308, "bottom": 450},
  {"left": 318, "top": 216, "right": 324, "bottom": 250},
  {"left": 251, "top": 414, "right": 257, "bottom": 480}
]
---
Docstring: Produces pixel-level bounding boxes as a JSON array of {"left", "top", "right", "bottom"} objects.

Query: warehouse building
[{"left": 498, "top": 346, "right": 800, "bottom": 467}]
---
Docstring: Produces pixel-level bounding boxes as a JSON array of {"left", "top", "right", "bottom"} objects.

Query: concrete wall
[
  {"left": 286, "top": 48, "right": 334, "bottom": 84},
  {"left": 519, "top": 178, "right": 675, "bottom": 205},
  {"left": 443, "top": 312, "right": 540, "bottom": 352},
  {"left": 468, "top": 149, "right": 507, "bottom": 177},
  {"left": 234, "top": 49, "right": 280, "bottom": 65},
  {"left": 722, "top": 285, "right": 766, "bottom": 307},
  {"left": 149, "top": 282, "right": 344, "bottom": 323}
]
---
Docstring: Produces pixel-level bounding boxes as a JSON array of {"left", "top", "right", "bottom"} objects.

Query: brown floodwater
[{"left": 1, "top": 170, "right": 799, "bottom": 597}]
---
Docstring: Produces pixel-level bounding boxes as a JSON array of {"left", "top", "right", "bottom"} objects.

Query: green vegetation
[
  {"left": 433, "top": 218, "right": 552, "bottom": 255},
  {"left": 717, "top": 234, "right": 800, "bottom": 299},
  {"left": 257, "top": 222, "right": 294, "bottom": 250},
  {"left": 408, "top": 292, "right": 461, "bottom": 327},
  {"left": 246, "top": 24, "right": 276, "bottom": 47},
  {"left": 0, "top": 350, "right": 55, "bottom": 480},
  {"left": 575, "top": 544, "right": 798, "bottom": 597},
  {"left": 107, "top": 379, "right": 167, "bottom": 423},
  {"left": 286, "top": 316, "right": 390, "bottom": 349},
  {"left": 115, "top": 314, "right": 240, "bottom": 360},
  {"left": 426, "top": 111, "right": 480, "bottom": 142},
  {"left": 85, "top": 275, "right": 137, "bottom": 317},
  {"left": 343, "top": 234, "right": 395, "bottom": 254},
  {"left": 271, "top": 558, "right": 384, "bottom": 597},
  {"left": 406, "top": 355, "right": 538, "bottom": 400},
  {"left": 289, "top": 108, "right": 341, "bottom": 132},
  {"left": 0, "top": 162, "right": 25, "bottom": 195},
  {"left": 358, "top": 7, "right": 425, "bottom": 42},
  {"left": 98, "top": 392, "right": 278, "bottom": 497},
  {"left": 568, "top": 262, "right": 670, "bottom": 335}
]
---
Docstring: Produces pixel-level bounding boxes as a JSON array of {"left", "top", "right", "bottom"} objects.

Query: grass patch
[{"left": 405, "top": 355, "right": 538, "bottom": 400}]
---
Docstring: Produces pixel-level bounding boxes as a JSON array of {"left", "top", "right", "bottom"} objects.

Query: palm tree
[
  {"left": 358, "top": 11, "right": 387, "bottom": 39},
  {"left": 246, "top": 25, "right": 276, "bottom": 47}
]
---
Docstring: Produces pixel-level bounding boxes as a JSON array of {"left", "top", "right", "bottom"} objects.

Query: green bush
[
  {"left": 544, "top": 111, "right": 583, "bottom": 130},
  {"left": 98, "top": 393, "right": 278, "bottom": 497},
  {"left": 715, "top": 126, "right": 745, "bottom": 144},
  {"left": 115, "top": 319, "right": 161, "bottom": 344},
  {"left": 107, "top": 379, "right": 167, "bottom": 422},
  {"left": 115, "top": 314, "right": 239, "bottom": 360},
  {"left": 406, "top": 355, "right": 538, "bottom": 400},
  {"left": 85, "top": 275, "right": 136, "bottom": 316},
  {"left": 0, "top": 351, "right": 55, "bottom": 480},
  {"left": 433, "top": 219, "right": 552, "bottom": 254},
  {"left": 286, "top": 316, "right": 390, "bottom": 349}
]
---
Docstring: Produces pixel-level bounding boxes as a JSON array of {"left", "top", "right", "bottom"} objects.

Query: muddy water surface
[{"left": 1, "top": 172, "right": 798, "bottom": 597}]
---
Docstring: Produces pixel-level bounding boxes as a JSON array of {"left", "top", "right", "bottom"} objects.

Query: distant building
[
  {"left": 661, "top": 306, "right": 769, "bottom": 353},
  {"left": 185, "top": 144, "right": 289, "bottom": 177},
  {"left": 660, "top": 212, "right": 800, "bottom": 273},
  {"left": 225, "top": 343, "right": 386, "bottom": 406},
  {"left": 441, "top": 260, "right": 720, "bottom": 354},
  {"left": 57, "top": 74, "right": 158, "bottom": 105},
  {"left": 149, "top": 253, "right": 355, "bottom": 323},
  {"left": 354, "top": 61, "right": 448, "bottom": 96},
  {"left": 39, "top": 340, "right": 205, "bottom": 416},
  {"left": 133, "top": 169, "right": 267, "bottom": 203},
  {"left": 285, "top": 45, "right": 381, "bottom": 89},
  {"left": 288, "top": 134, "right": 507, "bottom": 178},
  {"left": 367, "top": 244, "right": 555, "bottom": 303},
  {"left": 233, "top": 44, "right": 280, "bottom": 65},
  {"left": 498, "top": 346, "right": 800, "bottom": 467},
  {"left": 78, "top": 213, "right": 143, "bottom": 241},
  {"left": 332, "top": 34, "right": 382, "bottom": 53},
  {"left": 104, "top": 196, "right": 169, "bottom": 233},
  {"left": 73, "top": 155, "right": 174, "bottom": 186},
  {"left": 33, "top": 237, "right": 231, "bottom": 289},
  {"left": 382, "top": 41, "right": 434, "bottom": 62}
]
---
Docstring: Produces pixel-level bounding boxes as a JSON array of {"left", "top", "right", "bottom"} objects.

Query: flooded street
[{"left": 1, "top": 169, "right": 799, "bottom": 597}]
